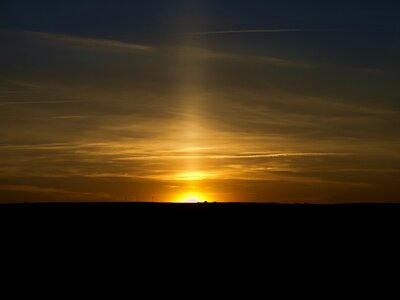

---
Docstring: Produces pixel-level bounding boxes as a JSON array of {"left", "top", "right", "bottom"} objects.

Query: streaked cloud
[
  {"left": 0, "top": 184, "right": 111, "bottom": 200},
  {"left": 1, "top": 30, "right": 310, "bottom": 69},
  {"left": 51, "top": 115, "right": 89, "bottom": 119},
  {"left": 109, "top": 151, "right": 350, "bottom": 161},
  {"left": 16, "top": 30, "right": 154, "bottom": 53},
  {"left": 167, "top": 46, "right": 312, "bottom": 68},
  {"left": 0, "top": 101, "right": 81, "bottom": 106},
  {"left": 185, "top": 28, "right": 312, "bottom": 36}
]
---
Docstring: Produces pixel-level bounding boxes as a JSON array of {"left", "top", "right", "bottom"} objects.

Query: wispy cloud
[
  {"left": 0, "top": 184, "right": 111, "bottom": 200},
  {"left": 170, "top": 46, "right": 312, "bottom": 68},
  {"left": 0, "top": 142, "right": 107, "bottom": 151},
  {"left": 51, "top": 115, "right": 89, "bottom": 119},
  {"left": 0, "top": 101, "right": 81, "bottom": 106},
  {"left": 185, "top": 27, "right": 397, "bottom": 37},
  {"left": 185, "top": 28, "right": 313, "bottom": 36},
  {"left": 21, "top": 30, "right": 154, "bottom": 53},
  {"left": 1, "top": 30, "right": 311, "bottom": 69},
  {"left": 112, "top": 152, "right": 351, "bottom": 161},
  {"left": 4, "top": 80, "right": 45, "bottom": 89}
]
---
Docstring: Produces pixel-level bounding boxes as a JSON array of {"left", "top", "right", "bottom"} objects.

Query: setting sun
[{"left": 174, "top": 192, "right": 212, "bottom": 203}]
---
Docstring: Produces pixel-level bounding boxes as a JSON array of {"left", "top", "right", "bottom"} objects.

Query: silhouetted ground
[
  {"left": 3, "top": 202, "right": 400, "bottom": 231},
  {"left": 2, "top": 202, "right": 399, "bottom": 266}
]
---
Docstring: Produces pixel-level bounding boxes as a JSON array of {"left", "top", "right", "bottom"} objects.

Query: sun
[
  {"left": 182, "top": 197, "right": 200, "bottom": 204},
  {"left": 174, "top": 192, "right": 211, "bottom": 203}
]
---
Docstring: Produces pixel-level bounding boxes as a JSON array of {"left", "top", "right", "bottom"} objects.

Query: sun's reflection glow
[{"left": 174, "top": 171, "right": 209, "bottom": 181}]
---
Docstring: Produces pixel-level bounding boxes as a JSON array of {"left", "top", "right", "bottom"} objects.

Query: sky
[{"left": 0, "top": 0, "right": 399, "bottom": 203}]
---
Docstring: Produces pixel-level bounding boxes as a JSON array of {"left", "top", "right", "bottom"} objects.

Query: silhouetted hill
[
  {"left": 2, "top": 202, "right": 399, "bottom": 266},
  {"left": 3, "top": 202, "right": 399, "bottom": 231}
]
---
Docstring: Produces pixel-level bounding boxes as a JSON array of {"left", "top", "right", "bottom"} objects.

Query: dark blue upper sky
[
  {"left": 2, "top": 0, "right": 399, "bottom": 68},
  {"left": 1, "top": 0, "right": 399, "bottom": 36}
]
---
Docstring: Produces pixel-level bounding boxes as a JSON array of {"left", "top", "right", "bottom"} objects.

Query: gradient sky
[{"left": 1, "top": 0, "right": 399, "bottom": 203}]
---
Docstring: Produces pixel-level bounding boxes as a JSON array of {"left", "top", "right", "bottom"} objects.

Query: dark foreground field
[
  {"left": 3, "top": 202, "right": 399, "bottom": 230},
  {"left": 2, "top": 202, "right": 399, "bottom": 260}
]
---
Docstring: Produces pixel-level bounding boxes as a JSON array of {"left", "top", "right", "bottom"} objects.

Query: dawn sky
[{"left": 1, "top": 0, "right": 399, "bottom": 203}]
